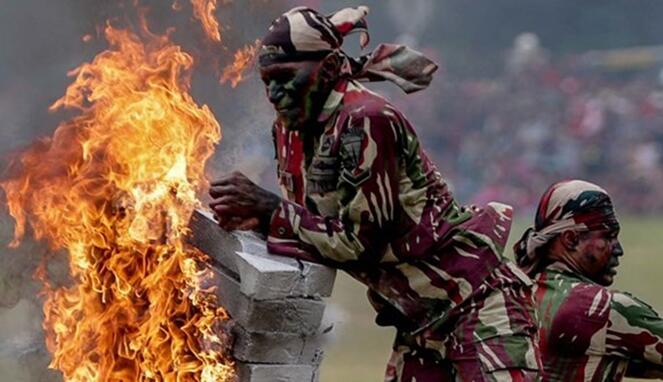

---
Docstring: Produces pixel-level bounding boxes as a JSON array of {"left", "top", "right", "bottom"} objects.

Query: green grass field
[{"left": 320, "top": 216, "right": 663, "bottom": 382}]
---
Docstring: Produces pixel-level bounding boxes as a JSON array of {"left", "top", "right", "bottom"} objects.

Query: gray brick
[
  {"left": 237, "top": 364, "right": 318, "bottom": 382},
  {"left": 187, "top": 209, "right": 242, "bottom": 275},
  {"left": 232, "top": 325, "right": 325, "bottom": 364},
  {"left": 188, "top": 209, "right": 336, "bottom": 299},
  {"left": 235, "top": 252, "right": 335, "bottom": 300},
  {"left": 204, "top": 266, "right": 326, "bottom": 335},
  {"left": 297, "top": 260, "right": 336, "bottom": 299},
  {"left": 234, "top": 251, "right": 301, "bottom": 300}
]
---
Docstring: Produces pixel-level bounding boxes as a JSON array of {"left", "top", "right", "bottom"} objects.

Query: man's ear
[{"left": 559, "top": 230, "right": 579, "bottom": 251}]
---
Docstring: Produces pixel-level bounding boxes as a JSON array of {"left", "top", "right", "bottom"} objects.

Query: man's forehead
[
  {"left": 595, "top": 222, "right": 620, "bottom": 234},
  {"left": 259, "top": 60, "right": 320, "bottom": 76},
  {"left": 259, "top": 62, "right": 297, "bottom": 73}
]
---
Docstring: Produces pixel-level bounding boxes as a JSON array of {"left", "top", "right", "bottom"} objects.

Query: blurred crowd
[{"left": 394, "top": 35, "right": 663, "bottom": 214}]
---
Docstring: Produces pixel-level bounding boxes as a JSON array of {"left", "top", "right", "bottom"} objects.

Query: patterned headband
[
  {"left": 259, "top": 6, "right": 438, "bottom": 94},
  {"left": 260, "top": 6, "right": 369, "bottom": 62}
]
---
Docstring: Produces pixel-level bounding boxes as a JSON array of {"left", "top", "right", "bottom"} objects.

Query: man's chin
[{"left": 598, "top": 272, "right": 616, "bottom": 286}]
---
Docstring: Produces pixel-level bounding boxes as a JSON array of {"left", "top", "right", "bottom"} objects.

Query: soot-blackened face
[
  {"left": 574, "top": 227, "right": 623, "bottom": 286},
  {"left": 259, "top": 59, "right": 330, "bottom": 131}
]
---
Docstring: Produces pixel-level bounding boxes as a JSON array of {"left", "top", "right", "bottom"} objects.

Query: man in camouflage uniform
[
  {"left": 515, "top": 179, "right": 663, "bottom": 381},
  {"left": 210, "top": 6, "right": 542, "bottom": 380}
]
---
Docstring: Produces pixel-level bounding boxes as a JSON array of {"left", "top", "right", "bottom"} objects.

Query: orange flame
[
  {"left": 190, "top": 0, "right": 224, "bottom": 43},
  {"left": 1, "top": 18, "right": 234, "bottom": 382},
  {"left": 221, "top": 39, "right": 260, "bottom": 88}
]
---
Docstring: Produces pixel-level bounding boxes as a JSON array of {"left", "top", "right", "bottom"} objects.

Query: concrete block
[
  {"left": 234, "top": 251, "right": 301, "bottom": 300},
  {"left": 297, "top": 260, "right": 336, "bottom": 299},
  {"left": 233, "top": 230, "right": 268, "bottom": 256},
  {"left": 232, "top": 325, "right": 325, "bottom": 364},
  {"left": 206, "top": 266, "right": 326, "bottom": 335},
  {"left": 188, "top": 209, "right": 336, "bottom": 299},
  {"left": 188, "top": 208, "right": 335, "bottom": 381},
  {"left": 188, "top": 209, "right": 242, "bottom": 276},
  {"left": 237, "top": 363, "right": 318, "bottom": 382},
  {"left": 235, "top": 252, "right": 336, "bottom": 300}
]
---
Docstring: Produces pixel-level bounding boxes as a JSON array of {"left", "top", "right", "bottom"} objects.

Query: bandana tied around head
[
  {"left": 259, "top": 6, "right": 438, "bottom": 94},
  {"left": 514, "top": 180, "right": 619, "bottom": 276}
]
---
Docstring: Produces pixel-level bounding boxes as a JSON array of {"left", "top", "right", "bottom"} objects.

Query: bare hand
[{"left": 208, "top": 171, "right": 281, "bottom": 234}]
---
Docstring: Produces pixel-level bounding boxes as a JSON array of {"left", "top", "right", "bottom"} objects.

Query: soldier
[
  {"left": 515, "top": 179, "right": 663, "bottom": 381},
  {"left": 209, "top": 6, "right": 542, "bottom": 381}
]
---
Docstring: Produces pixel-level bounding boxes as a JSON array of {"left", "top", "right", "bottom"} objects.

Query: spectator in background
[
  {"left": 393, "top": 56, "right": 663, "bottom": 213},
  {"left": 506, "top": 32, "right": 550, "bottom": 77}
]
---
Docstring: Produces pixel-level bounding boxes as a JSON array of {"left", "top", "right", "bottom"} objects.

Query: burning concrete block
[
  {"left": 187, "top": 209, "right": 336, "bottom": 382},
  {"left": 188, "top": 209, "right": 243, "bottom": 276}
]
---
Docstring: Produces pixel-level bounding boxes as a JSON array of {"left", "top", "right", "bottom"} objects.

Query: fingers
[
  {"left": 234, "top": 217, "right": 260, "bottom": 231},
  {"left": 217, "top": 216, "right": 244, "bottom": 231},
  {"left": 209, "top": 195, "right": 234, "bottom": 207},
  {"left": 209, "top": 172, "right": 256, "bottom": 199},
  {"left": 210, "top": 202, "right": 250, "bottom": 218},
  {"left": 210, "top": 171, "right": 249, "bottom": 187},
  {"left": 209, "top": 195, "right": 256, "bottom": 232},
  {"left": 209, "top": 196, "right": 254, "bottom": 212},
  {"left": 209, "top": 185, "right": 239, "bottom": 198},
  {"left": 208, "top": 171, "right": 270, "bottom": 233}
]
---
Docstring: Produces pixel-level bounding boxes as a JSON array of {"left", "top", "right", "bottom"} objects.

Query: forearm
[{"left": 267, "top": 200, "right": 376, "bottom": 264}]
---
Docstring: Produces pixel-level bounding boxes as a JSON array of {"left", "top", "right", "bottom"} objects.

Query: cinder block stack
[{"left": 188, "top": 210, "right": 336, "bottom": 382}]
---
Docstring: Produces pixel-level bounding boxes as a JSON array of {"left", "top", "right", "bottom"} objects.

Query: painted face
[
  {"left": 259, "top": 60, "right": 327, "bottom": 131},
  {"left": 574, "top": 227, "right": 623, "bottom": 286}
]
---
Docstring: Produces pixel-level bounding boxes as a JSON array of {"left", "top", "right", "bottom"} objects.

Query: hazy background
[{"left": 2, "top": 0, "right": 663, "bottom": 381}]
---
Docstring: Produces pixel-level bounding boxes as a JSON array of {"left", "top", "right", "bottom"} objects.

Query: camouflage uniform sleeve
[
  {"left": 606, "top": 291, "right": 663, "bottom": 366},
  {"left": 267, "top": 112, "right": 400, "bottom": 264}
]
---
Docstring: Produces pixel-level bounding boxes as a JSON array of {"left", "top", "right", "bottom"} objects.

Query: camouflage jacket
[
  {"left": 266, "top": 79, "right": 514, "bottom": 331},
  {"left": 534, "top": 264, "right": 663, "bottom": 381}
]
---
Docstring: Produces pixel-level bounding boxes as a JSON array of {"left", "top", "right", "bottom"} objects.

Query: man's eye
[{"left": 274, "top": 76, "right": 291, "bottom": 84}]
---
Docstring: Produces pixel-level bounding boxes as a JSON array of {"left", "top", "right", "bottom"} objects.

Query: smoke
[
  {"left": 0, "top": 1, "right": 89, "bottom": 154},
  {"left": 0, "top": 299, "right": 60, "bottom": 382}
]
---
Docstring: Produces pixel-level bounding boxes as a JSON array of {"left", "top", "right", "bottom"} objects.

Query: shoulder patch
[{"left": 339, "top": 125, "right": 366, "bottom": 170}]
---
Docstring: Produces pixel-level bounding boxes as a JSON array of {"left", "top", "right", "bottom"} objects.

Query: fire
[
  {"left": 188, "top": 0, "right": 257, "bottom": 88},
  {"left": 1, "top": 14, "right": 234, "bottom": 382},
  {"left": 190, "top": 0, "right": 226, "bottom": 42},
  {"left": 221, "top": 40, "right": 260, "bottom": 88}
]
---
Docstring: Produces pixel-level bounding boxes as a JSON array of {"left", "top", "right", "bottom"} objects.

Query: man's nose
[
  {"left": 613, "top": 242, "right": 624, "bottom": 257},
  {"left": 267, "top": 83, "right": 285, "bottom": 105}
]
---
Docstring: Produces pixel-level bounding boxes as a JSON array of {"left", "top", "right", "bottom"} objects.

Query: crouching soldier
[
  {"left": 516, "top": 179, "right": 663, "bottom": 381},
  {"left": 210, "top": 5, "right": 542, "bottom": 381}
]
